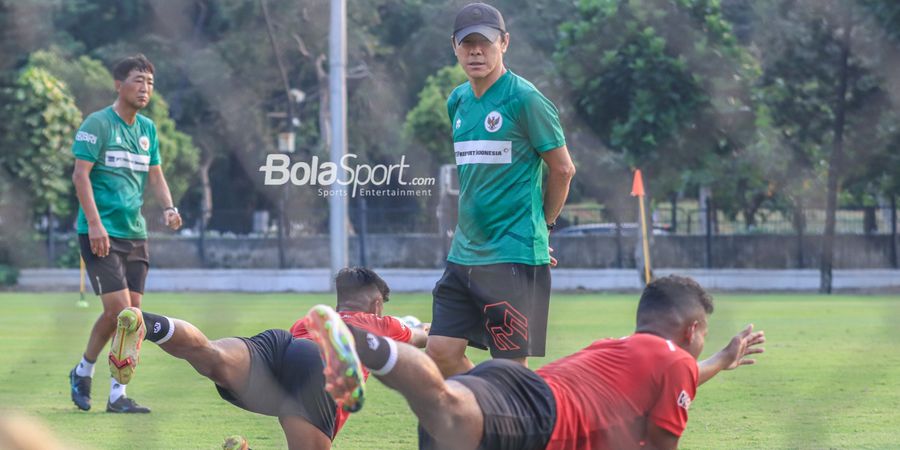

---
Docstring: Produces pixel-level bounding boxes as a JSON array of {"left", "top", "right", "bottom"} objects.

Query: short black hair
[
  {"left": 112, "top": 54, "right": 154, "bottom": 81},
  {"left": 335, "top": 267, "right": 390, "bottom": 311},
  {"left": 637, "top": 275, "right": 713, "bottom": 324}
]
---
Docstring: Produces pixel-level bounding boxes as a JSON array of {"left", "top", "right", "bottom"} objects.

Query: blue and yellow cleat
[{"left": 305, "top": 304, "right": 366, "bottom": 412}]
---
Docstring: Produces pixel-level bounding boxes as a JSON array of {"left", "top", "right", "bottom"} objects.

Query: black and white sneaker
[
  {"left": 69, "top": 368, "right": 92, "bottom": 411},
  {"left": 106, "top": 396, "right": 151, "bottom": 413}
]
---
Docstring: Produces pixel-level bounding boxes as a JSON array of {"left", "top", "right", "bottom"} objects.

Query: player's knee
[{"left": 425, "top": 342, "right": 458, "bottom": 366}]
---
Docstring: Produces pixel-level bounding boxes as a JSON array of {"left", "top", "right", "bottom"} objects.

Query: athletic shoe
[
  {"left": 108, "top": 307, "right": 145, "bottom": 385},
  {"left": 69, "top": 368, "right": 92, "bottom": 411},
  {"left": 305, "top": 305, "right": 366, "bottom": 412},
  {"left": 106, "top": 396, "right": 151, "bottom": 413},
  {"left": 222, "top": 435, "right": 250, "bottom": 450}
]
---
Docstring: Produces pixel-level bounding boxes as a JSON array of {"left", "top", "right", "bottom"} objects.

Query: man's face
[
  {"left": 454, "top": 32, "right": 508, "bottom": 80},
  {"left": 115, "top": 69, "right": 153, "bottom": 110}
]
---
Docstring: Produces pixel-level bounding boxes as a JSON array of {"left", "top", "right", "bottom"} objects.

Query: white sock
[
  {"left": 75, "top": 356, "right": 95, "bottom": 378},
  {"left": 110, "top": 378, "right": 127, "bottom": 402}
]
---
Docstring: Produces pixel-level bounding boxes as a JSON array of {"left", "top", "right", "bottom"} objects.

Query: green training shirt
[
  {"left": 446, "top": 70, "right": 566, "bottom": 266},
  {"left": 72, "top": 106, "right": 160, "bottom": 239}
]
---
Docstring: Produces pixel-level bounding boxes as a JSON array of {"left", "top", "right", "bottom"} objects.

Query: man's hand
[
  {"left": 89, "top": 222, "right": 110, "bottom": 257},
  {"left": 549, "top": 246, "right": 558, "bottom": 268},
  {"left": 698, "top": 324, "right": 765, "bottom": 385},
  {"left": 164, "top": 209, "right": 183, "bottom": 230},
  {"left": 721, "top": 324, "right": 765, "bottom": 371}
]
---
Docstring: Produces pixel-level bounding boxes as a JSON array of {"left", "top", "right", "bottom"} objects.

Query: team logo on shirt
[
  {"left": 677, "top": 390, "right": 692, "bottom": 411},
  {"left": 116, "top": 135, "right": 122, "bottom": 144},
  {"left": 75, "top": 131, "right": 97, "bottom": 145},
  {"left": 139, "top": 136, "right": 150, "bottom": 151},
  {"left": 456, "top": 118, "right": 461, "bottom": 129},
  {"left": 484, "top": 111, "right": 503, "bottom": 132}
]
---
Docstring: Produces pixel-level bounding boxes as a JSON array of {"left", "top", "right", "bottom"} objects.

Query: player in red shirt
[
  {"left": 310, "top": 275, "right": 765, "bottom": 450},
  {"left": 108, "top": 267, "right": 427, "bottom": 450}
]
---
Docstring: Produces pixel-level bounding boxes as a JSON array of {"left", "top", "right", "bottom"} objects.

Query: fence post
[
  {"left": 795, "top": 202, "right": 805, "bottom": 269},
  {"left": 358, "top": 198, "right": 368, "bottom": 268},
  {"left": 46, "top": 206, "right": 55, "bottom": 267},
  {"left": 891, "top": 195, "right": 897, "bottom": 269},
  {"left": 704, "top": 198, "right": 713, "bottom": 269},
  {"left": 614, "top": 219, "right": 623, "bottom": 269},
  {"left": 670, "top": 193, "right": 677, "bottom": 234}
]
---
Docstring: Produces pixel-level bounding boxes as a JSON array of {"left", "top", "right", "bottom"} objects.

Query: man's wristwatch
[
  {"left": 547, "top": 222, "right": 556, "bottom": 232},
  {"left": 164, "top": 206, "right": 179, "bottom": 214}
]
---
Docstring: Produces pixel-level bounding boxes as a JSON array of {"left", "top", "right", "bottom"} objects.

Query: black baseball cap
[{"left": 453, "top": 3, "right": 506, "bottom": 46}]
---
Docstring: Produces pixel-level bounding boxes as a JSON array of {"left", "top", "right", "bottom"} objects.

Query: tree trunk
[
  {"left": 199, "top": 149, "right": 214, "bottom": 227},
  {"left": 820, "top": 13, "right": 851, "bottom": 294}
]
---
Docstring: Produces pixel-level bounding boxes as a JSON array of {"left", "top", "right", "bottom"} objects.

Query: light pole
[{"left": 329, "top": 0, "right": 349, "bottom": 279}]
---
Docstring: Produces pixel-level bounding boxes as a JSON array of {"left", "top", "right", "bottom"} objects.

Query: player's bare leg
[
  {"left": 84, "top": 289, "right": 131, "bottom": 363},
  {"left": 131, "top": 311, "right": 332, "bottom": 449},
  {"left": 425, "top": 335, "right": 474, "bottom": 378},
  {"left": 70, "top": 288, "right": 132, "bottom": 411},
  {"left": 279, "top": 415, "right": 332, "bottom": 450},
  {"left": 308, "top": 305, "right": 483, "bottom": 450}
]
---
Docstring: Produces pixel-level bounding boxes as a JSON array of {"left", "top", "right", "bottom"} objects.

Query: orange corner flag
[{"left": 631, "top": 170, "right": 645, "bottom": 197}]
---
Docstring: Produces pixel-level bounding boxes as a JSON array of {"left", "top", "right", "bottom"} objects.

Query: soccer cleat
[
  {"left": 106, "top": 396, "right": 150, "bottom": 413},
  {"left": 69, "top": 368, "right": 92, "bottom": 411},
  {"left": 108, "top": 307, "right": 145, "bottom": 385},
  {"left": 222, "top": 435, "right": 251, "bottom": 450},
  {"left": 305, "top": 304, "right": 366, "bottom": 412}
]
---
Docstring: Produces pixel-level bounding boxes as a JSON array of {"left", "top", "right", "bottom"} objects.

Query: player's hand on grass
[
  {"left": 721, "top": 324, "right": 765, "bottom": 371},
  {"left": 89, "top": 223, "right": 110, "bottom": 257},
  {"left": 549, "top": 246, "right": 558, "bottom": 268},
  {"left": 164, "top": 208, "right": 183, "bottom": 230}
]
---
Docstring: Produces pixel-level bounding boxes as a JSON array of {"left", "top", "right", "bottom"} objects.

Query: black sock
[
  {"left": 348, "top": 325, "right": 398, "bottom": 375},
  {"left": 142, "top": 311, "right": 175, "bottom": 344}
]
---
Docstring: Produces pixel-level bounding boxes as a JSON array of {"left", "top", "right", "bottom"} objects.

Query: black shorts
[
  {"left": 216, "top": 329, "right": 336, "bottom": 439},
  {"left": 419, "top": 359, "right": 557, "bottom": 450},
  {"left": 78, "top": 234, "right": 149, "bottom": 295},
  {"left": 431, "top": 262, "right": 551, "bottom": 358}
]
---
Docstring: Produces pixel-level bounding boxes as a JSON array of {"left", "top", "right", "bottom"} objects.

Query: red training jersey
[
  {"left": 290, "top": 310, "right": 412, "bottom": 439},
  {"left": 536, "top": 333, "right": 699, "bottom": 450}
]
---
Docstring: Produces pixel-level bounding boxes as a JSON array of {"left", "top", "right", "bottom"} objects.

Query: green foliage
[
  {"left": 403, "top": 65, "right": 467, "bottom": 164},
  {"left": 757, "top": 1, "right": 892, "bottom": 202},
  {"left": 0, "top": 264, "right": 17, "bottom": 285},
  {"left": 0, "top": 66, "right": 81, "bottom": 217},
  {"left": 28, "top": 48, "right": 114, "bottom": 114},
  {"left": 555, "top": 0, "right": 757, "bottom": 201},
  {"left": 142, "top": 95, "right": 200, "bottom": 207}
]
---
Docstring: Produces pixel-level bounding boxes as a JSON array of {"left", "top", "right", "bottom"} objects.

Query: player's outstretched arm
[
  {"left": 698, "top": 324, "right": 765, "bottom": 386},
  {"left": 409, "top": 324, "right": 431, "bottom": 348}
]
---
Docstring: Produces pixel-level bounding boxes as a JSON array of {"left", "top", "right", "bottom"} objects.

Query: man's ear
[
  {"left": 685, "top": 320, "right": 699, "bottom": 344},
  {"left": 501, "top": 33, "right": 510, "bottom": 52},
  {"left": 114, "top": 79, "right": 122, "bottom": 92}
]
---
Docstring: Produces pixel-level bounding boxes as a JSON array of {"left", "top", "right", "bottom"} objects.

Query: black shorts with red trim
[{"left": 430, "top": 262, "right": 551, "bottom": 358}]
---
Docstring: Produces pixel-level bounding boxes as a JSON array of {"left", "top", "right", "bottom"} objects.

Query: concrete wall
[
  {"left": 18, "top": 268, "right": 900, "bottom": 292},
  {"left": 22, "top": 233, "right": 900, "bottom": 269}
]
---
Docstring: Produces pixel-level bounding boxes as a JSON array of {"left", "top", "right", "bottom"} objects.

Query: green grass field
[{"left": 1, "top": 291, "right": 899, "bottom": 449}]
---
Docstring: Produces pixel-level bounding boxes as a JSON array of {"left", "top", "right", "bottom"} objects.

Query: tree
[
  {"left": 757, "top": 0, "right": 893, "bottom": 292},
  {"left": 0, "top": 66, "right": 81, "bottom": 219},
  {"left": 554, "top": 0, "right": 757, "bottom": 216},
  {"left": 403, "top": 64, "right": 467, "bottom": 165}
]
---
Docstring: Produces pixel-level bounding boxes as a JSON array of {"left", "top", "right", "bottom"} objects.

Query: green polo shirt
[
  {"left": 72, "top": 106, "right": 160, "bottom": 239},
  {"left": 447, "top": 70, "right": 566, "bottom": 266}
]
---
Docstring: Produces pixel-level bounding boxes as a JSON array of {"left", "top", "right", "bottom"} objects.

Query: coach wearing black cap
[{"left": 426, "top": 3, "right": 576, "bottom": 378}]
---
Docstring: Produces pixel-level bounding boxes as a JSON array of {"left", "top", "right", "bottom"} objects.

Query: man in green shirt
[
  {"left": 427, "top": 3, "right": 576, "bottom": 377},
  {"left": 68, "top": 54, "right": 183, "bottom": 413}
]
